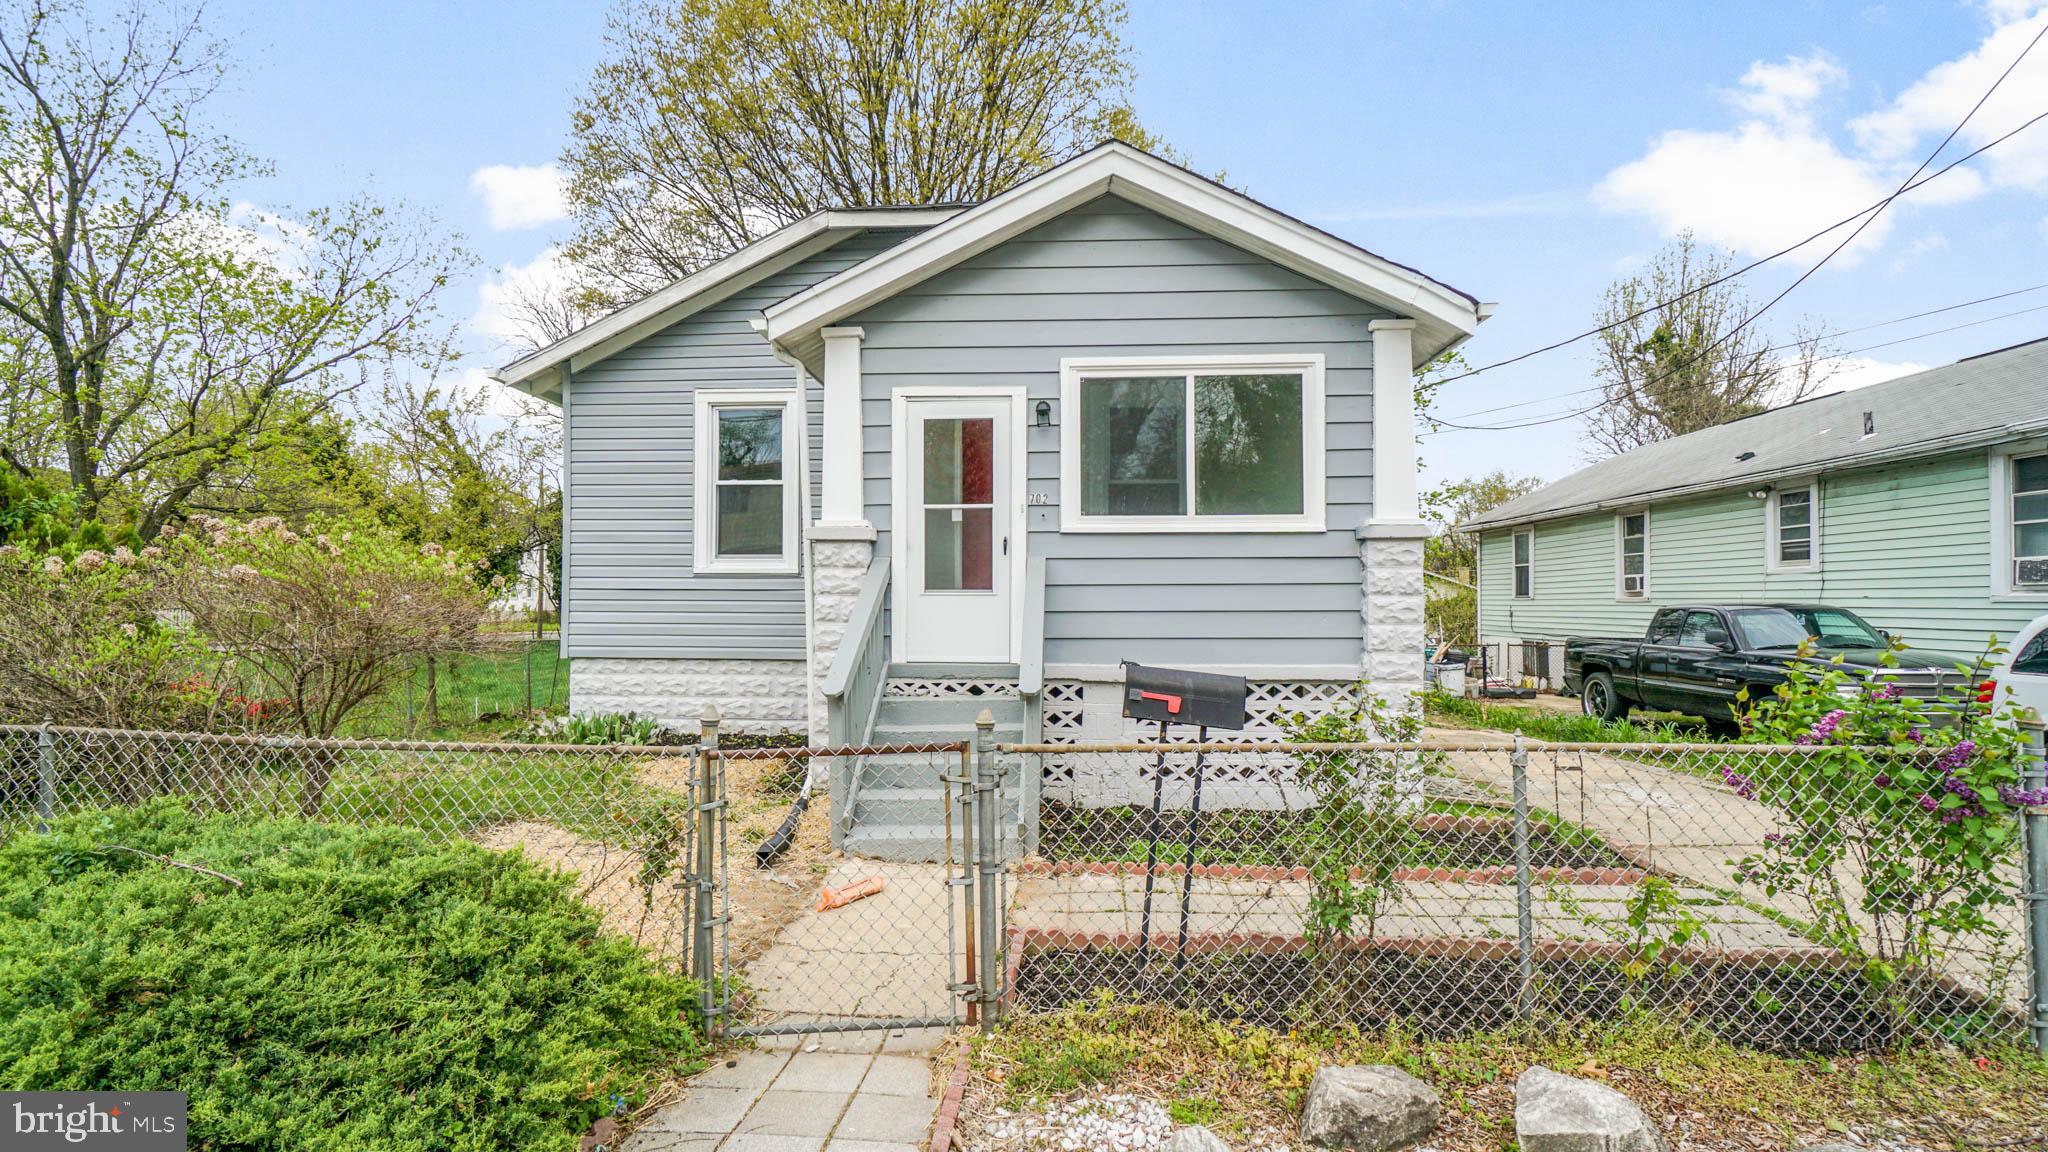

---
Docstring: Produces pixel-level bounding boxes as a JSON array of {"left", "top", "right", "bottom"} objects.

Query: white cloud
[
  {"left": 1595, "top": 53, "right": 1899, "bottom": 260},
  {"left": 1598, "top": 9, "right": 2048, "bottom": 260},
  {"left": 469, "top": 163, "right": 569, "bottom": 230},
  {"left": 1824, "top": 355, "right": 1929, "bottom": 392},
  {"left": 1851, "top": 7, "right": 2048, "bottom": 195}
]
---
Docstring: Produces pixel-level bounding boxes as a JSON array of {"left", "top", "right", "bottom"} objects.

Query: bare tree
[
  {"left": 1585, "top": 232, "right": 1835, "bottom": 459},
  {"left": 561, "top": 0, "right": 1157, "bottom": 307}
]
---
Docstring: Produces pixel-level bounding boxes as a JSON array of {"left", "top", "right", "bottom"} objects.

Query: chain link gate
[{"left": 693, "top": 713, "right": 1011, "bottom": 1038}]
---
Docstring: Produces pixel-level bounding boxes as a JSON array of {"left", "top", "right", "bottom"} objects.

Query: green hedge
[{"left": 0, "top": 804, "right": 701, "bottom": 1151}]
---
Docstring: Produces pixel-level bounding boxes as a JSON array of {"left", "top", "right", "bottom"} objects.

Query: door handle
[{"left": 1002, "top": 535, "right": 1009, "bottom": 555}]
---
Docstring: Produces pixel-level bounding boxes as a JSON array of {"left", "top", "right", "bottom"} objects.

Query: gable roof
[
  {"left": 490, "top": 206, "right": 960, "bottom": 401},
  {"left": 762, "top": 141, "right": 1489, "bottom": 374},
  {"left": 1464, "top": 337, "right": 2048, "bottom": 531}
]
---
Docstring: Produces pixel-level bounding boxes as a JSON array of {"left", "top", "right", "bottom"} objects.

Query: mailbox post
[{"left": 1121, "top": 662, "right": 1249, "bottom": 971}]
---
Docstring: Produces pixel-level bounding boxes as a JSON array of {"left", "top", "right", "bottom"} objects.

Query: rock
[
  {"left": 1165, "top": 1125, "right": 1233, "bottom": 1152},
  {"left": 1300, "top": 1065, "right": 1441, "bottom": 1151},
  {"left": 1515, "top": 1066, "right": 1665, "bottom": 1152}
]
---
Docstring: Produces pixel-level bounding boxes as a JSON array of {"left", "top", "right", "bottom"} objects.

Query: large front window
[
  {"left": 2016, "top": 453, "right": 2048, "bottom": 588},
  {"left": 1060, "top": 357, "right": 1324, "bottom": 532},
  {"left": 693, "top": 390, "right": 799, "bottom": 573}
]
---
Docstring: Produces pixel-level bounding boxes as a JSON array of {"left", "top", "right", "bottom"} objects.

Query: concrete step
[
  {"left": 872, "top": 694, "right": 1023, "bottom": 725},
  {"left": 840, "top": 823, "right": 1027, "bottom": 864},
  {"left": 849, "top": 785, "right": 1021, "bottom": 826}
]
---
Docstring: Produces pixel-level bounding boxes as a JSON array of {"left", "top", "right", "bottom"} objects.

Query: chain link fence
[
  {"left": 1000, "top": 734, "right": 2048, "bottom": 1052},
  {"left": 0, "top": 722, "right": 707, "bottom": 968},
  {"left": 8, "top": 719, "right": 2048, "bottom": 1054}
]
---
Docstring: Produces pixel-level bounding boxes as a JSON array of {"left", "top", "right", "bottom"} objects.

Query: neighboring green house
[{"left": 1464, "top": 337, "right": 2048, "bottom": 687}]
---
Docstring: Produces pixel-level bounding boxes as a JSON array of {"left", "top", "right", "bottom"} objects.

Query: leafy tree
[
  {"left": 1422, "top": 470, "right": 1543, "bottom": 579},
  {"left": 561, "top": 0, "right": 1158, "bottom": 307},
  {"left": 1586, "top": 232, "right": 1834, "bottom": 459},
  {"left": 0, "top": 0, "right": 470, "bottom": 535},
  {"left": 161, "top": 516, "right": 489, "bottom": 809}
]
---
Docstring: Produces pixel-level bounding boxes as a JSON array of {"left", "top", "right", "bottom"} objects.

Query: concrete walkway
[
  {"left": 743, "top": 859, "right": 960, "bottom": 1026},
  {"left": 623, "top": 1029, "right": 946, "bottom": 1152}
]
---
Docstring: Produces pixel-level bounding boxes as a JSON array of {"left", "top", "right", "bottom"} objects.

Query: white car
[{"left": 2000, "top": 613, "right": 2048, "bottom": 724}]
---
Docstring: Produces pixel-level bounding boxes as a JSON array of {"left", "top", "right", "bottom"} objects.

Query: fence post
[
  {"left": 974, "top": 709, "right": 1001, "bottom": 1031},
  {"left": 1511, "top": 734, "right": 1536, "bottom": 1018},
  {"left": 35, "top": 721, "right": 56, "bottom": 833},
  {"left": 696, "top": 705, "right": 724, "bottom": 1038},
  {"left": 2020, "top": 715, "right": 2048, "bottom": 1055}
]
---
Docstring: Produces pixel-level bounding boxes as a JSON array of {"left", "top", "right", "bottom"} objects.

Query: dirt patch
[
  {"left": 475, "top": 820, "right": 691, "bottom": 963},
  {"left": 474, "top": 754, "right": 836, "bottom": 967}
]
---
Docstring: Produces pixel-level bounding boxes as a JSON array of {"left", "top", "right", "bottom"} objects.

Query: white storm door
[{"left": 900, "top": 397, "right": 1016, "bottom": 664}]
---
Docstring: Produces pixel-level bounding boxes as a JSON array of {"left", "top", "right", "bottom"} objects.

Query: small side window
[
  {"left": 2016, "top": 630, "right": 2048, "bottom": 676},
  {"left": 1512, "top": 529, "right": 1534, "bottom": 598},
  {"left": 1617, "top": 512, "right": 1648, "bottom": 598}
]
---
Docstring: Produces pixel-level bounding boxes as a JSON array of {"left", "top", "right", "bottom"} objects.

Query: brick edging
[{"left": 927, "top": 1043, "right": 973, "bottom": 1152}]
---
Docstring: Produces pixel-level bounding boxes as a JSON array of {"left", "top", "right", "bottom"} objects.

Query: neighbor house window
[
  {"left": 2016, "top": 453, "right": 2048, "bottom": 588},
  {"left": 1512, "top": 529, "right": 1534, "bottom": 598},
  {"left": 693, "top": 389, "right": 799, "bottom": 573},
  {"left": 1617, "top": 511, "right": 1648, "bottom": 598},
  {"left": 1059, "top": 355, "right": 1325, "bottom": 532},
  {"left": 1767, "top": 483, "right": 1820, "bottom": 572}
]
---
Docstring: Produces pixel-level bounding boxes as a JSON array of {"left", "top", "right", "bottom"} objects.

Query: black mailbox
[{"left": 1120, "top": 661, "right": 1249, "bottom": 731}]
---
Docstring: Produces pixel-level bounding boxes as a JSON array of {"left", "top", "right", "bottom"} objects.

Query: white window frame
[
  {"left": 1991, "top": 443, "right": 2048, "bottom": 600},
  {"left": 1614, "top": 510, "right": 1650, "bottom": 599},
  {"left": 1764, "top": 481, "right": 1822, "bottom": 574},
  {"left": 692, "top": 388, "right": 801, "bottom": 575},
  {"left": 1058, "top": 354, "right": 1326, "bottom": 534},
  {"left": 1511, "top": 528, "right": 1535, "bottom": 599}
]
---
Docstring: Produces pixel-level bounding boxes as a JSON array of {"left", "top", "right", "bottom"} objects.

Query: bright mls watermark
[{"left": 5, "top": 1093, "right": 185, "bottom": 1149}]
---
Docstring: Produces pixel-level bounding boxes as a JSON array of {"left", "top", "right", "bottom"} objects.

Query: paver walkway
[{"left": 623, "top": 1028, "right": 947, "bottom": 1152}]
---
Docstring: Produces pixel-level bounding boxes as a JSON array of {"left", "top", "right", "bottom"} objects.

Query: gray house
[
  {"left": 494, "top": 143, "right": 1488, "bottom": 780},
  {"left": 1465, "top": 338, "right": 2048, "bottom": 688}
]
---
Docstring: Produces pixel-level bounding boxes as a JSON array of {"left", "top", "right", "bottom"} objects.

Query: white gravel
[{"left": 967, "top": 1088, "right": 1299, "bottom": 1152}]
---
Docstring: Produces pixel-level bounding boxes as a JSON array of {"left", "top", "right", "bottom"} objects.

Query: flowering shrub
[
  {"left": 1735, "top": 641, "right": 2036, "bottom": 976},
  {"left": 0, "top": 544, "right": 239, "bottom": 730}
]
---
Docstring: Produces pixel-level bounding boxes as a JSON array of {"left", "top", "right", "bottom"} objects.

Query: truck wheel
[{"left": 1582, "top": 672, "right": 1625, "bottom": 722}]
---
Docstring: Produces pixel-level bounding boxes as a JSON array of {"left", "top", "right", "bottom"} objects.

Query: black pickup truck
[{"left": 1563, "top": 604, "right": 1981, "bottom": 729}]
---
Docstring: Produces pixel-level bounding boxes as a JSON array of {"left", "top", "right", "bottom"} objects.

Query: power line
[
  {"left": 1426, "top": 106, "right": 2048, "bottom": 390},
  {"left": 1424, "top": 298, "right": 2048, "bottom": 434},
  {"left": 1428, "top": 281, "right": 2048, "bottom": 425}
]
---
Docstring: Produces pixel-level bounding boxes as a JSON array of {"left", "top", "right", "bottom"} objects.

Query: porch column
[
  {"left": 809, "top": 326, "right": 875, "bottom": 741},
  {"left": 1363, "top": 318, "right": 1427, "bottom": 708}
]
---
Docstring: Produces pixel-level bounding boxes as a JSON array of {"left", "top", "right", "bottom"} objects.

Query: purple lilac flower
[
  {"left": 1720, "top": 765, "right": 1756, "bottom": 799},
  {"left": 1999, "top": 784, "right": 2048, "bottom": 807},
  {"left": 1871, "top": 682, "right": 1903, "bottom": 702},
  {"left": 1807, "top": 709, "right": 1848, "bottom": 743},
  {"left": 1764, "top": 832, "right": 1787, "bottom": 846},
  {"left": 1919, "top": 794, "right": 1939, "bottom": 812},
  {"left": 1905, "top": 727, "right": 1927, "bottom": 745},
  {"left": 1934, "top": 740, "right": 1978, "bottom": 776},
  {"left": 1943, "top": 776, "right": 1976, "bottom": 797},
  {"left": 1873, "top": 774, "right": 1892, "bottom": 789}
]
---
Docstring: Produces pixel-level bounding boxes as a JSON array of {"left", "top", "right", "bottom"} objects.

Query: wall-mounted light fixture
[
  {"left": 1748, "top": 486, "right": 1774, "bottom": 500},
  {"left": 1034, "top": 399, "right": 1054, "bottom": 427}
]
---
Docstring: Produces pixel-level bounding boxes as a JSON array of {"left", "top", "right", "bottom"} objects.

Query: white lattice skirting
[{"left": 1035, "top": 677, "right": 1379, "bottom": 808}]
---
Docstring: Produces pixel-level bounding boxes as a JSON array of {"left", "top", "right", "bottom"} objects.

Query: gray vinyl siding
[
  {"left": 851, "top": 194, "right": 1384, "bottom": 668},
  {"left": 564, "top": 229, "right": 918, "bottom": 658}
]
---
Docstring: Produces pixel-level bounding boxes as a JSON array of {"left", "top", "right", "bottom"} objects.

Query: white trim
[
  {"left": 1614, "top": 509, "right": 1650, "bottom": 600},
  {"left": 1992, "top": 442, "right": 2048, "bottom": 600},
  {"left": 558, "top": 365, "right": 573, "bottom": 655},
  {"left": 692, "top": 388, "right": 802, "bottom": 575},
  {"left": 492, "top": 208, "right": 960, "bottom": 397},
  {"left": 763, "top": 143, "right": 1483, "bottom": 366},
  {"left": 1056, "top": 353, "right": 1327, "bottom": 534},
  {"left": 1367, "top": 319, "right": 1420, "bottom": 524},
  {"left": 1511, "top": 527, "right": 1535, "bottom": 599},
  {"left": 1763, "top": 480, "right": 1822, "bottom": 574},
  {"left": 818, "top": 327, "right": 868, "bottom": 527},
  {"left": 889, "top": 386, "right": 1030, "bottom": 663}
]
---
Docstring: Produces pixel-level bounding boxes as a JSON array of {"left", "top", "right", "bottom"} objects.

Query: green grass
[
  {"left": 971, "top": 998, "right": 2048, "bottom": 1150},
  {"left": 342, "top": 640, "right": 570, "bottom": 740},
  {"left": 1425, "top": 691, "right": 1721, "bottom": 744}
]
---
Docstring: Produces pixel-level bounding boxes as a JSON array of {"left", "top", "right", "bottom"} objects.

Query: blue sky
[{"left": 203, "top": 0, "right": 2048, "bottom": 491}]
